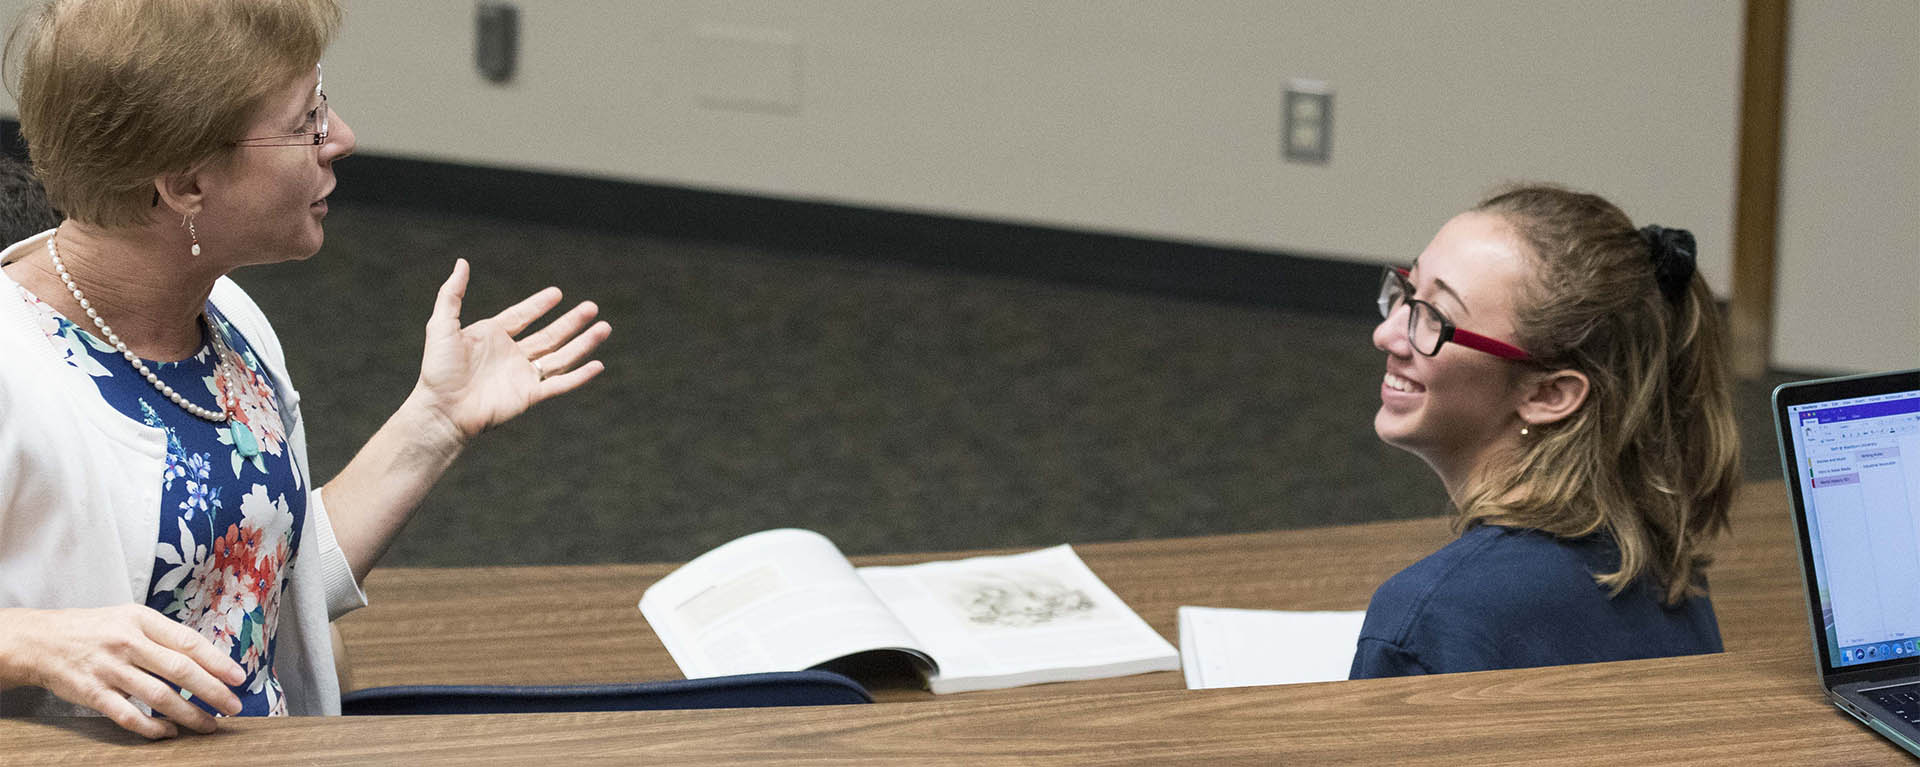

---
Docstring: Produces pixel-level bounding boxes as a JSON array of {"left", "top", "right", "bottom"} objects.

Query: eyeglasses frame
[
  {"left": 1378, "top": 267, "right": 1533, "bottom": 361},
  {"left": 231, "top": 65, "right": 329, "bottom": 148}
]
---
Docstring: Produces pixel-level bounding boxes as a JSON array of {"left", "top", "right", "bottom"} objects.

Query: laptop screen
[{"left": 1784, "top": 387, "right": 1920, "bottom": 668}]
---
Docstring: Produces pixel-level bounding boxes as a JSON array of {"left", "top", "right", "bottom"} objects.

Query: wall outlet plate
[{"left": 1282, "top": 81, "right": 1332, "bottom": 164}]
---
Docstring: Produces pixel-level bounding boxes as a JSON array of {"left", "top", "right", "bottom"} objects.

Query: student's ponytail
[{"left": 1454, "top": 184, "right": 1739, "bottom": 606}]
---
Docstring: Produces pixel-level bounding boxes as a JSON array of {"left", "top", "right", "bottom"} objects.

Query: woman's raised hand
[
  {"left": 411, "top": 258, "right": 611, "bottom": 445},
  {"left": 0, "top": 605, "right": 245, "bottom": 739}
]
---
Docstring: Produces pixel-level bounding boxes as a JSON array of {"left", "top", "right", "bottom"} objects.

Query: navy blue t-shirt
[{"left": 1348, "top": 524, "right": 1722, "bottom": 679}]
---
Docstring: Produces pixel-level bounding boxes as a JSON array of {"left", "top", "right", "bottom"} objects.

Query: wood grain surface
[{"left": 12, "top": 481, "right": 1907, "bottom": 764}]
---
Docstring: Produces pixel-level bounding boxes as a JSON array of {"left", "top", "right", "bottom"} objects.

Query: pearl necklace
[{"left": 46, "top": 233, "right": 239, "bottom": 423}]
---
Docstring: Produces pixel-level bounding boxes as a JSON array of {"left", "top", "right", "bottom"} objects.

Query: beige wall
[
  {"left": 0, "top": 2, "right": 1746, "bottom": 290},
  {"left": 20, "top": 2, "right": 1910, "bottom": 369},
  {"left": 311, "top": 0, "right": 1744, "bottom": 294},
  {"left": 1773, "top": 0, "right": 1920, "bottom": 373}
]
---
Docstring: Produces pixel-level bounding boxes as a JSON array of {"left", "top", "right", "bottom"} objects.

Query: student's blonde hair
[
  {"left": 6, "top": 0, "right": 342, "bottom": 228},
  {"left": 1460, "top": 184, "right": 1739, "bottom": 606}
]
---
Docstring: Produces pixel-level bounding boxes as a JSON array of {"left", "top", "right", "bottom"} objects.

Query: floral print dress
[{"left": 21, "top": 285, "right": 305, "bottom": 717}]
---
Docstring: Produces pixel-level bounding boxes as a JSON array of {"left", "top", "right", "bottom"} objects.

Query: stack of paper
[{"left": 1177, "top": 606, "right": 1366, "bottom": 689}]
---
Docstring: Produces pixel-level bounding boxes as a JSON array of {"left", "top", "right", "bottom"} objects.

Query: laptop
[{"left": 1773, "top": 368, "right": 1920, "bottom": 756}]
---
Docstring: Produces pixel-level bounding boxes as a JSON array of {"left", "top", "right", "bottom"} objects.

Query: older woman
[
  {"left": 1350, "top": 184, "right": 1739, "bottom": 677},
  {"left": 0, "top": 0, "right": 610, "bottom": 737}
]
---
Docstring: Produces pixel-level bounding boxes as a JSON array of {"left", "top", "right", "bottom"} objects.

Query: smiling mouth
[{"left": 1384, "top": 372, "right": 1425, "bottom": 393}]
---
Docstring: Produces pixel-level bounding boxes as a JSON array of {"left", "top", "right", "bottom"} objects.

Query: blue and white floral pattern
[{"left": 21, "top": 286, "right": 306, "bottom": 717}]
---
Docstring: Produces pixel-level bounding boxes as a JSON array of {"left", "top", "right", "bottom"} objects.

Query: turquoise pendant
[{"left": 230, "top": 421, "right": 261, "bottom": 458}]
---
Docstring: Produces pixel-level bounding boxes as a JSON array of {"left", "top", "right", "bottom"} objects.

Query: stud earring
[
  {"left": 184, "top": 214, "right": 201, "bottom": 257},
  {"left": 1520, "top": 425, "right": 1530, "bottom": 436}
]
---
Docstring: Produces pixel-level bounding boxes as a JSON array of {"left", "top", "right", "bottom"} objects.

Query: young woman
[{"left": 1351, "top": 184, "right": 1739, "bottom": 677}]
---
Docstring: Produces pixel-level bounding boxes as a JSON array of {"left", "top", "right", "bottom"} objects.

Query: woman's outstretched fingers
[
  {"left": 538, "top": 358, "right": 606, "bottom": 398},
  {"left": 492, "top": 286, "right": 565, "bottom": 337},
  {"left": 427, "top": 258, "right": 473, "bottom": 337},
  {"left": 528, "top": 318, "right": 611, "bottom": 384},
  {"left": 517, "top": 300, "right": 600, "bottom": 360}
]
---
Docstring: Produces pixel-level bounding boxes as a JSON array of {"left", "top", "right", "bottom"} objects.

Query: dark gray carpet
[{"left": 234, "top": 203, "right": 1806, "bottom": 567}]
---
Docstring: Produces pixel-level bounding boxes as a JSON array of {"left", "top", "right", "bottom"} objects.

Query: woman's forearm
[{"left": 318, "top": 386, "right": 469, "bottom": 582}]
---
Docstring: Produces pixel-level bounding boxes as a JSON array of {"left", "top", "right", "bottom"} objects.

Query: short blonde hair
[
  {"left": 6, "top": 0, "right": 342, "bottom": 228},
  {"left": 1460, "top": 184, "right": 1739, "bottom": 606}
]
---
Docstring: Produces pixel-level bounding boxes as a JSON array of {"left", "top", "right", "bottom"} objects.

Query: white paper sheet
[{"left": 1178, "top": 606, "right": 1366, "bottom": 689}]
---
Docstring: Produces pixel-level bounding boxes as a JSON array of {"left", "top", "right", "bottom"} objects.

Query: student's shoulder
[
  {"left": 1361, "top": 526, "right": 1503, "bottom": 639},
  {"left": 1381, "top": 524, "right": 1521, "bottom": 590},
  {"left": 1468, "top": 525, "right": 1614, "bottom": 581},
  {"left": 1367, "top": 526, "right": 1599, "bottom": 631}
]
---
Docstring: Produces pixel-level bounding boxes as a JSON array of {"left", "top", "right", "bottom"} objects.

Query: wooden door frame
[{"left": 1730, "top": 0, "right": 1789, "bottom": 379}]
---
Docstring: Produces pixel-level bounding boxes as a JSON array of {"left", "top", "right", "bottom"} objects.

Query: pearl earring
[
  {"left": 184, "top": 214, "right": 201, "bottom": 257},
  {"left": 1520, "top": 425, "right": 1530, "bottom": 436}
]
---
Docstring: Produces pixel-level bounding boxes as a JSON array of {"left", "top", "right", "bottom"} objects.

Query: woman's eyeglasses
[
  {"left": 232, "top": 94, "right": 328, "bottom": 147},
  {"left": 1376, "top": 267, "right": 1533, "bottom": 361},
  {"left": 231, "top": 65, "right": 330, "bottom": 147}
]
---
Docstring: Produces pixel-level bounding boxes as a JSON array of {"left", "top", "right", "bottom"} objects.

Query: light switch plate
[
  {"left": 1282, "top": 81, "right": 1332, "bottom": 164},
  {"left": 476, "top": 2, "right": 518, "bottom": 84}
]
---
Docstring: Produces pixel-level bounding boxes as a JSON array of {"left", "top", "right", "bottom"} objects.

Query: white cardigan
[{"left": 0, "top": 231, "right": 365, "bottom": 717}]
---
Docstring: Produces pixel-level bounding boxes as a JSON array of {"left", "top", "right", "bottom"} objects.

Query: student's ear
[{"left": 1517, "top": 368, "right": 1589, "bottom": 427}]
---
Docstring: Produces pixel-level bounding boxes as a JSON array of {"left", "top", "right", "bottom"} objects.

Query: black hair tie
[{"left": 1639, "top": 225, "right": 1696, "bottom": 304}]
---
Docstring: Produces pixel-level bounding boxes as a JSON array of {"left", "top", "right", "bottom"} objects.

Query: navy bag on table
[{"left": 340, "top": 670, "right": 872, "bottom": 715}]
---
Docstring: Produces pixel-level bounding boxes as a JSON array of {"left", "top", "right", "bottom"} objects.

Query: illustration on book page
[{"left": 938, "top": 571, "right": 1101, "bottom": 629}]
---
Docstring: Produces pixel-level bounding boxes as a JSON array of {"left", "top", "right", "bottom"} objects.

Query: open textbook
[{"left": 639, "top": 529, "right": 1179, "bottom": 694}]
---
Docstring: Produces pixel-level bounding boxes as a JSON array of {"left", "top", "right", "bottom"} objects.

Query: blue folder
[{"left": 340, "top": 670, "right": 872, "bottom": 715}]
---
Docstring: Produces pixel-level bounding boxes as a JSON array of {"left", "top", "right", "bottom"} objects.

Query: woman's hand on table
[{"left": 0, "top": 605, "right": 244, "bottom": 739}]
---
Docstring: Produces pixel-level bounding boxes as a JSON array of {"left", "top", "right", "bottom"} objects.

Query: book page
[
  {"left": 639, "top": 529, "right": 929, "bottom": 679},
  {"left": 857, "top": 545, "right": 1179, "bottom": 694},
  {"left": 1177, "top": 605, "right": 1366, "bottom": 689}
]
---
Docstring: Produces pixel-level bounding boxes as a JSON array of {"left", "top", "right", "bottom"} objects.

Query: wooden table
[{"left": 10, "top": 481, "right": 1911, "bottom": 764}]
